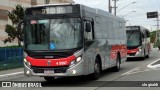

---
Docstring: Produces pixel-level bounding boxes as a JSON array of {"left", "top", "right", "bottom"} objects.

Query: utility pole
[
  {"left": 156, "top": 13, "right": 159, "bottom": 43},
  {"left": 108, "top": 0, "right": 112, "bottom": 13},
  {"left": 114, "top": 0, "right": 116, "bottom": 16},
  {"left": 112, "top": 0, "right": 118, "bottom": 16},
  {"left": 147, "top": 11, "right": 159, "bottom": 45}
]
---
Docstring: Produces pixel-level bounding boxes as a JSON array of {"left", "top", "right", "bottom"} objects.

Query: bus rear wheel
[{"left": 112, "top": 54, "right": 120, "bottom": 72}]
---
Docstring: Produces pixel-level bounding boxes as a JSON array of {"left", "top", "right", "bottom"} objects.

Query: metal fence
[{"left": 0, "top": 47, "right": 23, "bottom": 71}]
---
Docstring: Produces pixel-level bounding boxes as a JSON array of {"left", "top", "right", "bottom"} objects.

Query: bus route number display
[{"left": 42, "top": 7, "right": 66, "bottom": 14}]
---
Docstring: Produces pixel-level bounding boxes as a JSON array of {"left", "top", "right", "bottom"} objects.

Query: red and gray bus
[
  {"left": 126, "top": 26, "right": 150, "bottom": 59},
  {"left": 18, "top": 3, "right": 127, "bottom": 81}
]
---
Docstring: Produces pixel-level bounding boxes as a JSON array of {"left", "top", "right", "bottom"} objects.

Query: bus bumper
[
  {"left": 127, "top": 51, "right": 143, "bottom": 58},
  {"left": 24, "top": 60, "right": 85, "bottom": 77}
]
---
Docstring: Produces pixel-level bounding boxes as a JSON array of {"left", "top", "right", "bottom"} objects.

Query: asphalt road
[{"left": 1, "top": 48, "right": 160, "bottom": 90}]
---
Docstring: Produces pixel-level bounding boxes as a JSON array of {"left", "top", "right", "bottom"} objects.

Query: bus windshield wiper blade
[
  {"left": 128, "top": 32, "right": 135, "bottom": 40},
  {"left": 63, "top": 15, "right": 76, "bottom": 31}
]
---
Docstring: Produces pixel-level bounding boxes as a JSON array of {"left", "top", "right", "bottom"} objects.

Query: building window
[
  {"left": 31, "top": 0, "right": 37, "bottom": 5},
  {"left": 0, "top": 9, "right": 8, "bottom": 20}
]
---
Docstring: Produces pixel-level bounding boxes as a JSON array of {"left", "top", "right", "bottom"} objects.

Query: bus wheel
[
  {"left": 90, "top": 58, "right": 101, "bottom": 80},
  {"left": 112, "top": 54, "right": 120, "bottom": 72},
  {"left": 141, "top": 51, "right": 146, "bottom": 60},
  {"left": 146, "top": 50, "right": 150, "bottom": 58},
  {"left": 44, "top": 77, "right": 55, "bottom": 82},
  {"left": 146, "top": 54, "right": 149, "bottom": 58}
]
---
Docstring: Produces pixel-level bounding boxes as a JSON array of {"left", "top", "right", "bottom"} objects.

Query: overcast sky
[{"left": 74, "top": 0, "right": 160, "bottom": 31}]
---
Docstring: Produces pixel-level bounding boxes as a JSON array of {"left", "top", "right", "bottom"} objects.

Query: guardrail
[{"left": 0, "top": 47, "right": 23, "bottom": 71}]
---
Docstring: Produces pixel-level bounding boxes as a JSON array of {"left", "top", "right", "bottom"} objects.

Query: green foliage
[
  {"left": 156, "top": 39, "right": 160, "bottom": 47},
  {"left": 150, "top": 31, "right": 156, "bottom": 43},
  {"left": 3, "top": 5, "right": 24, "bottom": 46},
  {"left": 150, "top": 30, "right": 160, "bottom": 47},
  {"left": 8, "top": 5, "right": 24, "bottom": 25}
]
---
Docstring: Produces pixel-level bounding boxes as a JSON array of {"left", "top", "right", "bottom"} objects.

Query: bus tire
[
  {"left": 112, "top": 54, "right": 120, "bottom": 72},
  {"left": 44, "top": 77, "right": 55, "bottom": 82},
  {"left": 146, "top": 50, "right": 150, "bottom": 58},
  {"left": 146, "top": 54, "right": 149, "bottom": 58},
  {"left": 89, "top": 58, "right": 101, "bottom": 80},
  {"left": 141, "top": 50, "right": 146, "bottom": 60}
]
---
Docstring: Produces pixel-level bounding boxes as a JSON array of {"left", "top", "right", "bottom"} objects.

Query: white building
[{"left": 0, "top": 0, "right": 74, "bottom": 47}]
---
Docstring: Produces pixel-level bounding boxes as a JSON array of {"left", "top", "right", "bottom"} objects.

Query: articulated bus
[
  {"left": 18, "top": 3, "right": 127, "bottom": 81},
  {"left": 126, "top": 26, "right": 150, "bottom": 59}
]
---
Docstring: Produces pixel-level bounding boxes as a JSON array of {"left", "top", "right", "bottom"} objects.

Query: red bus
[
  {"left": 18, "top": 3, "right": 127, "bottom": 81},
  {"left": 126, "top": 26, "right": 150, "bottom": 59}
]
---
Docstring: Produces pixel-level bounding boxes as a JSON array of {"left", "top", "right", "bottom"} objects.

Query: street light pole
[
  {"left": 122, "top": 11, "right": 136, "bottom": 18},
  {"left": 116, "top": 2, "right": 136, "bottom": 12}
]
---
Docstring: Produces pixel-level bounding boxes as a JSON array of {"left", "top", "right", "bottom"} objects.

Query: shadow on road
[
  {"left": 41, "top": 76, "right": 104, "bottom": 87},
  {"left": 41, "top": 68, "right": 120, "bottom": 87},
  {"left": 127, "top": 57, "right": 150, "bottom": 62}
]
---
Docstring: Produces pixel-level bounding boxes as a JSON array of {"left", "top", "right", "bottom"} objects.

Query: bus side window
[
  {"left": 84, "top": 21, "right": 94, "bottom": 47},
  {"left": 84, "top": 21, "right": 93, "bottom": 40},
  {"left": 142, "top": 33, "right": 145, "bottom": 42}
]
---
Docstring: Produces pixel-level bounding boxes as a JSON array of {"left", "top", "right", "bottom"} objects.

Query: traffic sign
[{"left": 147, "top": 12, "right": 158, "bottom": 18}]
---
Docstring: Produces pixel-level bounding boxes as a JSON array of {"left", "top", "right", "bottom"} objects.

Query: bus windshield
[
  {"left": 127, "top": 31, "right": 141, "bottom": 47},
  {"left": 25, "top": 18, "right": 82, "bottom": 50}
]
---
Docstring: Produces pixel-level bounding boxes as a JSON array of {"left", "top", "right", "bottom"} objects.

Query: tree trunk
[{"left": 18, "top": 39, "right": 21, "bottom": 47}]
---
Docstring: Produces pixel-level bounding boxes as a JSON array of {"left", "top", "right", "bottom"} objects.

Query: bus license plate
[{"left": 44, "top": 70, "right": 54, "bottom": 74}]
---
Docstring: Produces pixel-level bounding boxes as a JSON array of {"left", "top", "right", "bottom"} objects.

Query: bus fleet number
[{"left": 56, "top": 61, "right": 67, "bottom": 65}]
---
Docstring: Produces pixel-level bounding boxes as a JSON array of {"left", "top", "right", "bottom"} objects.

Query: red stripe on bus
[
  {"left": 110, "top": 44, "right": 127, "bottom": 60},
  {"left": 26, "top": 55, "right": 76, "bottom": 67},
  {"left": 127, "top": 48, "right": 139, "bottom": 54}
]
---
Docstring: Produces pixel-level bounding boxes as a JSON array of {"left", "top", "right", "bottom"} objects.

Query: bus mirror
[
  {"left": 86, "top": 22, "right": 91, "bottom": 32},
  {"left": 17, "top": 20, "right": 24, "bottom": 41}
]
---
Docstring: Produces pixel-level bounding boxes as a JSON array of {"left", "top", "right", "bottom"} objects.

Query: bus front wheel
[
  {"left": 89, "top": 58, "right": 101, "bottom": 80},
  {"left": 44, "top": 77, "right": 55, "bottom": 82}
]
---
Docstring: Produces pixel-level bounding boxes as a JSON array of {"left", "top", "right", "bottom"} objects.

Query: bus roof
[
  {"left": 26, "top": 3, "right": 124, "bottom": 21},
  {"left": 30, "top": 3, "right": 76, "bottom": 8}
]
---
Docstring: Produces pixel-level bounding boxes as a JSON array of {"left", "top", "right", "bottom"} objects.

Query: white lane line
[
  {"left": 125, "top": 69, "right": 150, "bottom": 75},
  {"left": 121, "top": 67, "right": 139, "bottom": 76},
  {"left": 0, "top": 71, "right": 24, "bottom": 78},
  {"left": 147, "top": 59, "right": 160, "bottom": 70}
]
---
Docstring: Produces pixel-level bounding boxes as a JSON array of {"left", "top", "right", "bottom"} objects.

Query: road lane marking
[
  {"left": 121, "top": 67, "right": 151, "bottom": 76},
  {"left": 147, "top": 59, "right": 160, "bottom": 70},
  {"left": 0, "top": 71, "right": 24, "bottom": 78},
  {"left": 121, "top": 67, "right": 140, "bottom": 76}
]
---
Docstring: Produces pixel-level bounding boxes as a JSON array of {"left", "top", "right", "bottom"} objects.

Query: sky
[{"left": 73, "top": 0, "right": 160, "bottom": 31}]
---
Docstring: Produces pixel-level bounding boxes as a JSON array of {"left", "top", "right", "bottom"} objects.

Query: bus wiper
[
  {"left": 63, "top": 15, "right": 76, "bottom": 31},
  {"left": 128, "top": 32, "right": 135, "bottom": 40}
]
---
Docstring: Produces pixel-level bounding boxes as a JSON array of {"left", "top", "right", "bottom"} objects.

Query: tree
[
  {"left": 4, "top": 5, "right": 24, "bottom": 46},
  {"left": 150, "top": 31, "right": 156, "bottom": 43}
]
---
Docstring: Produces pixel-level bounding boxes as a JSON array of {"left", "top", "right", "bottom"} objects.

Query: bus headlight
[
  {"left": 69, "top": 56, "right": 82, "bottom": 67},
  {"left": 24, "top": 58, "right": 31, "bottom": 68},
  {"left": 138, "top": 47, "right": 142, "bottom": 52},
  {"left": 76, "top": 57, "right": 82, "bottom": 62},
  {"left": 138, "top": 49, "right": 142, "bottom": 52}
]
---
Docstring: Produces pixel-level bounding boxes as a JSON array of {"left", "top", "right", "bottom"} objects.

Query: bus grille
[
  {"left": 128, "top": 53, "right": 136, "bottom": 56},
  {"left": 31, "top": 66, "right": 68, "bottom": 73}
]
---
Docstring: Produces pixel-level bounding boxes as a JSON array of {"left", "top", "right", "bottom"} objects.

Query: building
[{"left": 0, "top": 0, "right": 74, "bottom": 47}]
